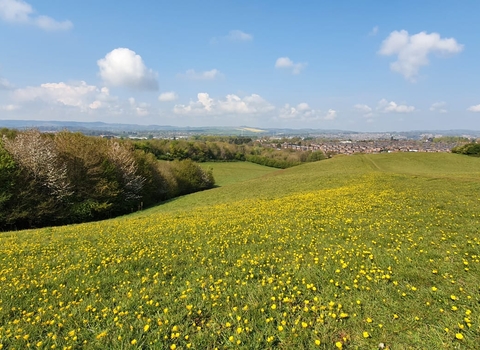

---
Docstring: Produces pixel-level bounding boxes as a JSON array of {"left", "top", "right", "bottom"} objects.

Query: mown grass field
[
  {"left": 1, "top": 153, "right": 479, "bottom": 349},
  {"left": 198, "top": 162, "right": 278, "bottom": 187}
]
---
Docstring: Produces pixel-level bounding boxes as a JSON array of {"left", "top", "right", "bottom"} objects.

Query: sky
[{"left": 1, "top": 0, "right": 480, "bottom": 131}]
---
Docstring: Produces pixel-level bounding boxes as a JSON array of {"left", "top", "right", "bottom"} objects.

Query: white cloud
[
  {"left": 324, "top": 109, "right": 337, "bottom": 120},
  {"left": 174, "top": 92, "right": 274, "bottom": 116},
  {"left": 0, "top": 77, "right": 13, "bottom": 90},
  {"left": 378, "top": 30, "right": 463, "bottom": 81},
  {"left": 278, "top": 103, "right": 336, "bottom": 121},
  {"left": 180, "top": 69, "right": 223, "bottom": 80},
  {"left": 275, "top": 57, "right": 307, "bottom": 75},
  {"left": 226, "top": 30, "right": 253, "bottom": 41},
  {"left": 369, "top": 26, "right": 379, "bottom": 36},
  {"left": 354, "top": 104, "right": 372, "bottom": 113},
  {"left": 429, "top": 101, "right": 447, "bottom": 113},
  {"left": 210, "top": 29, "right": 253, "bottom": 44},
  {"left": 128, "top": 97, "right": 150, "bottom": 116},
  {"left": 12, "top": 81, "right": 114, "bottom": 110},
  {"left": 158, "top": 91, "right": 178, "bottom": 102},
  {"left": 1, "top": 104, "right": 19, "bottom": 111},
  {"left": 467, "top": 104, "right": 480, "bottom": 112},
  {"left": 377, "top": 99, "right": 415, "bottom": 113},
  {"left": 0, "top": 0, "right": 72, "bottom": 30},
  {"left": 97, "top": 48, "right": 158, "bottom": 90},
  {"left": 354, "top": 104, "right": 373, "bottom": 118},
  {"left": 279, "top": 103, "right": 315, "bottom": 120}
]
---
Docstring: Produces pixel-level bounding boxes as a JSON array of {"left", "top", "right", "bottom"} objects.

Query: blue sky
[{"left": 1, "top": 0, "right": 479, "bottom": 131}]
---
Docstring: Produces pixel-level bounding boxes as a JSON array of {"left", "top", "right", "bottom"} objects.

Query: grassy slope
[
  {"left": 1, "top": 154, "right": 479, "bottom": 349},
  {"left": 198, "top": 162, "right": 279, "bottom": 187}
]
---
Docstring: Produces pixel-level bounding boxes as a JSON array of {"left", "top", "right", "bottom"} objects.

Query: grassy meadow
[{"left": 1, "top": 153, "right": 479, "bottom": 349}]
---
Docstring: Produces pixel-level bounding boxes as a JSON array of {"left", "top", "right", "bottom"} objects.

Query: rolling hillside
[{"left": 1, "top": 153, "right": 479, "bottom": 349}]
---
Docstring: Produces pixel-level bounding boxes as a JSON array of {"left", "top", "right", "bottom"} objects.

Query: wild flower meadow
[{"left": 0, "top": 154, "right": 479, "bottom": 349}]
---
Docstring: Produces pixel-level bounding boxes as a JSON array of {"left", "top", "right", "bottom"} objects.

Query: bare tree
[
  {"left": 107, "top": 141, "right": 145, "bottom": 201},
  {"left": 2, "top": 130, "right": 72, "bottom": 201}
]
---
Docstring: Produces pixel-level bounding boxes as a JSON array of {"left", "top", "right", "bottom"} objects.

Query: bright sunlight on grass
[{"left": 0, "top": 153, "right": 479, "bottom": 349}]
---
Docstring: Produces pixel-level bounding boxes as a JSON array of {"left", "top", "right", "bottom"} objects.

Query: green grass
[
  {"left": 1, "top": 153, "right": 479, "bottom": 349},
  {"left": 198, "top": 161, "right": 279, "bottom": 187}
]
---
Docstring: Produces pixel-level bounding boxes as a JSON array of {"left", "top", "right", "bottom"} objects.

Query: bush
[
  {"left": 452, "top": 143, "right": 480, "bottom": 156},
  {"left": 0, "top": 130, "right": 216, "bottom": 230}
]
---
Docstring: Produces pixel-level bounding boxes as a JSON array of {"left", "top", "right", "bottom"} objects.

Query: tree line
[
  {"left": 0, "top": 129, "right": 214, "bottom": 230},
  {"left": 132, "top": 138, "right": 326, "bottom": 168}
]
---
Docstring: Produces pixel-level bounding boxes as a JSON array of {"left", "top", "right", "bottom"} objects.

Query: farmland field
[{"left": 1, "top": 153, "right": 479, "bottom": 349}]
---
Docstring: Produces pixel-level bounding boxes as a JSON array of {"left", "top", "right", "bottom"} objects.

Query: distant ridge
[{"left": 0, "top": 119, "right": 479, "bottom": 138}]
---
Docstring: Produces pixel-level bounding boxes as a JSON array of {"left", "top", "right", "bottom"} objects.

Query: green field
[
  {"left": 198, "top": 162, "right": 279, "bottom": 187},
  {"left": 1, "top": 153, "right": 479, "bottom": 349}
]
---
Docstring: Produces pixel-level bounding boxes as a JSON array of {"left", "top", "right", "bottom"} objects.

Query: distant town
[{"left": 1, "top": 119, "right": 478, "bottom": 156}]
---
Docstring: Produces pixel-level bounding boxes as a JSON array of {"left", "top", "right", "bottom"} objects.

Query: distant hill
[{"left": 1, "top": 119, "right": 480, "bottom": 138}]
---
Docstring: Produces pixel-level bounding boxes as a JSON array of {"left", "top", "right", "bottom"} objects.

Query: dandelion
[{"left": 96, "top": 331, "right": 107, "bottom": 339}]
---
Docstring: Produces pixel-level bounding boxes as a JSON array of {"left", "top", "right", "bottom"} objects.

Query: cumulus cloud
[
  {"left": 158, "top": 91, "right": 178, "bottom": 102},
  {"left": 467, "top": 104, "right": 480, "bottom": 112},
  {"left": 278, "top": 103, "right": 336, "bottom": 121},
  {"left": 97, "top": 48, "right": 159, "bottom": 90},
  {"left": 275, "top": 57, "right": 307, "bottom": 75},
  {"left": 378, "top": 30, "right": 463, "bottom": 81},
  {"left": 377, "top": 99, "right": 415, "bottom": 113},
  {"left": 180, "top": 69, "right": 223, "bottom": 80},
  {"left": 0, "top": 0, "right": 72, "bottom": 30},
  {"left": 324, "top": 109, "right": 337, "bottom": 120},
  {"left": 279, "top": 103, "right": 316, "bottom": 120},
  {"left": 429, "top": 101, "right": 447, "bottom": 113},
  {"left": 128, "top": 97, "right": 150, "bottom": 116},
  {"left": 369, "top": 26, "right": 379, "bottom": 36},
  {"left": 12, "top": 81, "right": 114, "bottom": 110},
  {"left": 0, "top": 77, "right": 13, "bottom": 90},
  {"left": 174, "top": 92, "right": 274, "bottom": 116}
]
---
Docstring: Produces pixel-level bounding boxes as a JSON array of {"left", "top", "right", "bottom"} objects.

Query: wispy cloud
[
  {"left": 158, "top": 91, "right": 178, "bottom": 102},
  {"left": 0, "top": 0, "right": 73, "bottom": 31},
  {"left": 369, "top": 26, "right": 379, "bottom": 36},
  {"left": 275, "top": 57, "right": 307, "bottom": 75},
  {"left": 210, "top": 29, "right": 253, "bottom": 44},
  {"left": 179, "top": 69, "right": 224, "bottom": 80},
  {"left": 467, "top": 104, "right": 480, "bottom": 112}
]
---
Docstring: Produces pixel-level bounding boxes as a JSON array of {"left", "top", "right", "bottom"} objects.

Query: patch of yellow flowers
[{"left": 0, "top": 173, "right": 478, "bottom": 348}]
